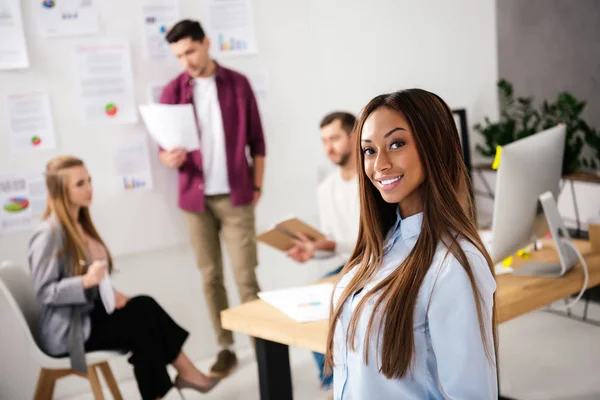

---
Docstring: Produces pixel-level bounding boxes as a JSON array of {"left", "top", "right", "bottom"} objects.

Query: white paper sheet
[
  {"left": 6, "top": 91, "right": 57, "bottom": 153},
  {"left": 141, "top": 0, "right": 180, "bottom": 60},
  {"left": 112, "top": 132, "right": 154, "bottom": 192},
  {"left": 0, "top": 174, "right": 47, "bottom": 235},
  {"left": 139, "top": 103, "right": 199, "bottom": 151},
  {"left": 0, "top": 0, "right": 29, "bottom": 70},
  {"left": 38, "top": 0, "right": 100, "bottom": 37},
  {"left": 99, "top": 270, "right": 115, "bottom": 314},
  {"left": 204, "top": 0, "right": 258, "bottom": 56},
  {"left": 75, "top": 39, "right": 138, "bottom": 123},
  {"left": 258, "top": 283, "right": 333, "bottom": 323}
]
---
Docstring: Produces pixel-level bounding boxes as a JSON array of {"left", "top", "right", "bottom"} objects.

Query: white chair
[{"left": 0, "top": 262, "right": 126, "bottom": 400}]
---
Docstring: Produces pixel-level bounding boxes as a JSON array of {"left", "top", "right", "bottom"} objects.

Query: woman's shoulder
[
  {"left": 427, "top": 237, "right": 496, "bottom": 294},
  {"left": 29, "top": 215, "right": 64, "bottom": 247}
]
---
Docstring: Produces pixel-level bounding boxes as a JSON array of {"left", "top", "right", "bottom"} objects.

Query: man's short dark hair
[
  {"left": 320, "top": 111, "right": 356, "bottom": 135},
  {"left": 166, "top": 19, "right": 206, "bottom": 43}
]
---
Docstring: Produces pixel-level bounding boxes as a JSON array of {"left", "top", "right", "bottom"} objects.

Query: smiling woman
[{"left": 325, "top": 89, "right": 498, "bottom": 399}]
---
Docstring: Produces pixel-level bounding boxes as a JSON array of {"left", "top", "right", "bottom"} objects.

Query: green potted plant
[{"left": 474, "top": 79, "right": 600, "bottom": 175}]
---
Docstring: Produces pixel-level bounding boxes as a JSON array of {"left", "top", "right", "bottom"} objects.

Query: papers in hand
[
  {"left": 138, "top": 104, "right": 200, "bottom": 151},
  {"left": 99, "top": 273, "right": 116, "bottom": 315},
  {"left": 258, "top": 283, "right": 333, "bottom": 323},
  {"left": 257, "top": 217, "right": 325, "bottom": 251}
]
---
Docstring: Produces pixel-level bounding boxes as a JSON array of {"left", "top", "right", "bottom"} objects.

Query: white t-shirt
[
  {"left": 317, "top": 169, "right": 360, "bottom": 262},
  {"left": 193, "top": 75, "right": 230, "bottom": 195}
]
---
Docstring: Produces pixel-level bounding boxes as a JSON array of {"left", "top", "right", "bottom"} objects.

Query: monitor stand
[{"left": 512, "top": 191, "right": 579, "bottom": 278}]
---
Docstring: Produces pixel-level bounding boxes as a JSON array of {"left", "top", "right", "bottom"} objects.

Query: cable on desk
[{"left": 554, "top": 239, "right": 589, "bottom": 310}]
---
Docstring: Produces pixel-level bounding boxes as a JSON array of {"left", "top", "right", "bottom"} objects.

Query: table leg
[{"left": 255, "top": 337, "right": 293, "bottom": 400}]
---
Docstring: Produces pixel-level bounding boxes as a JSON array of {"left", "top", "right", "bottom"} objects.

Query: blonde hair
[{"left": 43, "top": 155, "right": 112, "bottom": 276}]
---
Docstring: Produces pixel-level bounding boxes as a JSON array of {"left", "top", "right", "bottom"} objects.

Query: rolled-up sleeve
[
  {"left": 28, "top": 224, "right": 87, "bottom": 306},
  {"left": 244, "top": 79, "right": 266, "bottom": 157},
  {"left": 428, "top": 251, "right": 498, "bottom": 399}
]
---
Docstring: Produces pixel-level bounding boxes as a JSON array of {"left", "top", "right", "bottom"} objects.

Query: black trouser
[{"left": 85, "top": 295, "right": 189, "bottom": 400}]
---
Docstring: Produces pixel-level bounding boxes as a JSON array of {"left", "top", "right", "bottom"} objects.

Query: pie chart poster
[{"left": 0, "top": 176, "right": 47, "bottom": 235}]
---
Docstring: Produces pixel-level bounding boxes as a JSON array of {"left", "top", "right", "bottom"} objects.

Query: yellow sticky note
[
  {"left": 502, "top": 256, "right": 513, "bottom": 268},
  {"left": 517, "top": 249, "right": 531, "bottom": 259},
  {"left": 492, "top": 145, "right": 503, "bottom": 170}
]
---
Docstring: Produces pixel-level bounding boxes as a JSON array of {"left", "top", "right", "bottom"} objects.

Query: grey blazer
[{"left": 27, "top": 214, "right": 98, "bottom": 372}]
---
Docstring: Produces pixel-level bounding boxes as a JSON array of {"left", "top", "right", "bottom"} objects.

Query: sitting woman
[{"left": 28, "top": 155, "right": 219, "bottom": 400}]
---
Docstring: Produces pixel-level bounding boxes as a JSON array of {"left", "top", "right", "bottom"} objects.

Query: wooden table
[{"left": 221, "top": 240, "right": 600, "bottom": 400}]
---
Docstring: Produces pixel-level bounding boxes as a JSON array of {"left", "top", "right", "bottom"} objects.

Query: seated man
[{"left": 287, "top": 111, "right": 360, "bottom": 392}]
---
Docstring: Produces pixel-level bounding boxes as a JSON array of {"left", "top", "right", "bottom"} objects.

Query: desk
[{"left": 221, "top": 240, "right": 600, "bottom": 400}]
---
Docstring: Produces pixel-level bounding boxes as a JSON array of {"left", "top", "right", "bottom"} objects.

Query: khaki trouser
[{"left": 182, "top": 195, "right": 260, "bottom": 347}]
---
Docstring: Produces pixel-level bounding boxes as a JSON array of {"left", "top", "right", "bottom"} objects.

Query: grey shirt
[{"left": 27, "top": 215, "right": 97, "bottom": 362}]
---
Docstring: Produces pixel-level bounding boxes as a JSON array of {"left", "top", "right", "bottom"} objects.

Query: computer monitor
[{"left": 489, "top": 124, "right": 578, "bottom": 277}]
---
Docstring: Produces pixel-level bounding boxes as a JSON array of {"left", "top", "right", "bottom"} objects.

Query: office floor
[{"left": 57, "top": 302, "right": 600, "bottom": 400}]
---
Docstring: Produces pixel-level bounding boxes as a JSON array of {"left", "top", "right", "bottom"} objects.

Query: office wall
[
  {"left": 474, "top": 0, "right": 600, "bottom": 228},
  {"left": 0, "top": 0, "right": 499, "bottom": 398},
  {"left": 497, "top": 0, "right": 600, "bottom": 131}
]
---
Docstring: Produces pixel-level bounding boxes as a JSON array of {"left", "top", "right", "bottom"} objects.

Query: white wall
[{"left": 0, "top": 0, "right": 499, "bottom": 398}]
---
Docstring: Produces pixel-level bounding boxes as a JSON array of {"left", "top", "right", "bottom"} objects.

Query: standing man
[
  {"left": 287, "top": 111, "right": 360, "bottom": 392},
  {"left": 159, "top": 19, "right": 266, "bottom": 378}
]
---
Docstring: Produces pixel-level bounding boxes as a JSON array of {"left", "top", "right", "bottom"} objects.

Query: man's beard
[{"left": 336, "top": 151, "right": 352, "bottom": 167}]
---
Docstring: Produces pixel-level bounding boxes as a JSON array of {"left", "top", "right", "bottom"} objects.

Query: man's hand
[
  {"left": 287, "top": 233, "right": 323, "bottom": 263},
  {"left": 159, "top": 148, "right": 187, "bottom": 169},
  {"left": 252, "top": 189, "right": 261, "bottom": 205},
  {"left": 114, "top": 290, "right": 130, "bottom": 310}
]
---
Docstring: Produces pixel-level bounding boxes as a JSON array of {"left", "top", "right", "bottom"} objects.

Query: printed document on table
[{"left": 258, "top": 283, "right": 334, "bottom": 323}]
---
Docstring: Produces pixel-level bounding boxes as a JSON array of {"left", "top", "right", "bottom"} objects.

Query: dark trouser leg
[{"left": 86, "top": 296, "right": 189, "bottom": 400}]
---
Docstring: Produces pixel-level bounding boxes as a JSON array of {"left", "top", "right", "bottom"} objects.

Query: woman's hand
[
  {"left": 82, "top": 260, "right": 106, "bottom": 289},
  {"left": 114, "top": 290, "right": 130, "bottom": 310}
]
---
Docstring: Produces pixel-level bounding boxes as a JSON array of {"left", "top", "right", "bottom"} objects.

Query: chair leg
[
  {"left": 87, "top": 365, "right": 106, "bottom": 400},
  {"left": 98, "top": 362, "right": 123, "bottom": 400},
  {"left": 33, "top": 368, "right": 56, "bottom": 400}
]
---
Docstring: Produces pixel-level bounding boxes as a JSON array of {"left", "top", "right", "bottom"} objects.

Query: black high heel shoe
[{"left": 174, "top": 375, "right": 220, "bottom": 397}]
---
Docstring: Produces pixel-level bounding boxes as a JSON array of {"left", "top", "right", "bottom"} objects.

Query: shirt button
[{"left": 369, "top": 299, "right": 375, "bottom": 305}]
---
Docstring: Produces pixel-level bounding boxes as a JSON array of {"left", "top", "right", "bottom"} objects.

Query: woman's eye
[
  {"left": 391, "top": 140, "right": 405, "bottom": 149},
  {"left": 362, "top": 147, "right": 375, "bottom": 156}
]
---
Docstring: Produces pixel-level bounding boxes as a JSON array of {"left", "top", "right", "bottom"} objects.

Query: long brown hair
[
  {"left": 324, "top": 89, "right": 497, "bottom": 379},
  {"left": 43, "top": 155, "right": 113, "bottom": 277}
]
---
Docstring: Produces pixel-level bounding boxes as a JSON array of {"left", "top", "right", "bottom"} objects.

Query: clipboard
[{"left": 256, "top": 217, "right": 325, "bottom": 251}]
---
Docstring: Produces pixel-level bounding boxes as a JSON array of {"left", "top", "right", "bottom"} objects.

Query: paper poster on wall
[
  {"left": 141, "top": 0, "right": 180, "bottom": 60},
  {"left": 75, "top": 39, "right": 137, "bottom": 123},
  {"left": 6, "top": 91, "right": 57, "bottom": 153},
  {"left": 112, "top": 132, "right": 154, "bottom": 192},
  {"left": 38, "top": 0, "right": 100, "bottom": 38},
  {"left": 204, "top": 0, "right": 258, "bottom": 56},
  {"left": 0, "top": 0, "right": 29, "bottom": 70},
  {"left": 0, "top": 175, "right": 47, "bottom": 235}
]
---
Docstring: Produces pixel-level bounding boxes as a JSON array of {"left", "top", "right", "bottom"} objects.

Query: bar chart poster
[{"left": 204, "top": 0, "right": 258, "bottom": 56}]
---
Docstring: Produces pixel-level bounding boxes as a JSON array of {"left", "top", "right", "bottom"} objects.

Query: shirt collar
[
  {"left": 184, "top": 60, "right": 224, "bottom": 84},
  {"left": 384, "top": 208, "right": 423, "bottom": 253}
]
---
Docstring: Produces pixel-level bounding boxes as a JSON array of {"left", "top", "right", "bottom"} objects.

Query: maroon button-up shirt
[{"left": 160, "top": 64, "right": 266, "bottom": 213}]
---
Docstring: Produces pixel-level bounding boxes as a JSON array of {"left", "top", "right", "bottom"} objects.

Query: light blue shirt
[{"left": 332, "top": 211, "right": 497, "bottom": 400}]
